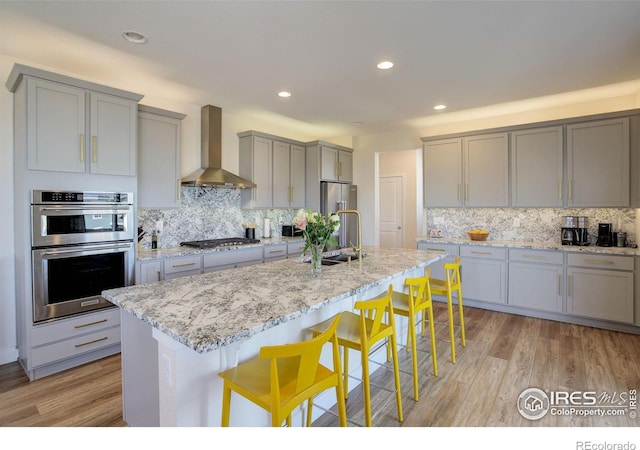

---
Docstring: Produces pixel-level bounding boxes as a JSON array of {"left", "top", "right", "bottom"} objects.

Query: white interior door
[{"left": 379, "top": 176, "right": 403, "bottom": 248}]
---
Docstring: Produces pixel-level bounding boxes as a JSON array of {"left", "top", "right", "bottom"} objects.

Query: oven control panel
[{"left": 33, "top": 191, "right": 132, "bottom": 204}]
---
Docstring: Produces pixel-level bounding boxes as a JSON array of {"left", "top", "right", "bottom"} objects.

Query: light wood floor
[{"left": 1, "top": 303, "right": 639, "bottom": 427}]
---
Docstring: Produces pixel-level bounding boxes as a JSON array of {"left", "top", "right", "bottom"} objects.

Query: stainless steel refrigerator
[{"left": 320, "top": 181, "right": 358, "bottom": 250}]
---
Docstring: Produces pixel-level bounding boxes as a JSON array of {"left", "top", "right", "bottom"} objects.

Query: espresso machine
[{"left": 561, "top": 216, "right": 590, "bottom": 246}]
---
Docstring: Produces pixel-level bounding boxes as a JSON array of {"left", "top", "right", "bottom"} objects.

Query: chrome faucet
[{"left": 335, "top": 209, "right": 362, "bottom": 262}]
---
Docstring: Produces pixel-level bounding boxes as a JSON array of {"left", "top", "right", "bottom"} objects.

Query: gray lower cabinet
[
  {"left": 263, "top": 243, "right": 287, "bottom": 262},
  {"left": 417, "top": 242, "right": 459, "bottom": 280},
  {"left": 566, "top": 253, "right": 634, "bottom": 324},
  {"left": 136, "top": 260, "right": 162, "bottom": 284},
  {"left": 459, "top": 245, "right": 507, "bottom": 304},
  {"left": 507, "top": 249, "right": 563, "bottom": 313}
]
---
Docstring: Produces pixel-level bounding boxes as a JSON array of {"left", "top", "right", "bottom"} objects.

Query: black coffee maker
[{"left": 596, "top": 223, "right": 613, "bottom": 247}]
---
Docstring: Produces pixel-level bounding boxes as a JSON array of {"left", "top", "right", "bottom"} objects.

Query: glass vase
[{"left": 309, "top": 243, "right": 324, "bottom": 277}]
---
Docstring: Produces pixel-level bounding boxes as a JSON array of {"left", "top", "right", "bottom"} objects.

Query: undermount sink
[{"left": 302, "top": 251, "right": 366, "bottom": 265}]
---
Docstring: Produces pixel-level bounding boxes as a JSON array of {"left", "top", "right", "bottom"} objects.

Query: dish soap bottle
[{"left": 151, "top": 231, "right": 158, "bottom": 249}]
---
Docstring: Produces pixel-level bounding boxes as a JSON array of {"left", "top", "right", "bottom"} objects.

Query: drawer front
[
  {"left": 287, "top": 242, "right": 307, "bottom": 257},
  {"left": 264, "top": 244, "right": 287, "bottom": 260},
  {"left": 509, "top": 248, "right": 563, "bottom": 265},
  {"left": 164, "top": 255, "right": 202, "bottom": 274},
  {"left": 31, "top": 325, "right": 121, "bottom": 367},
  {"left": 567, "top": 253, "right": 634, "bottom": 271},
  {"left": 203, "top": 247, "right": 263, "bottom": 268},
  {"left": 31, "top": 308, "right": 120, "bottom": 347},
  {"left": 460, "top": 245, "right": 507, "bottom": 260},
  {"left": 418, "top": 242, "right": 460, "bottom": 256}
]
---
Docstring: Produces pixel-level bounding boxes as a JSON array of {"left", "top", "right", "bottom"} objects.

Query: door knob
[{"left": 397, "top": 226, "right": 402, "bottom": 230}]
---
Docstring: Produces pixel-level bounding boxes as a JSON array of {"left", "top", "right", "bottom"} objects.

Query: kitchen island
[{"left": 102, "top": 246, "right": 445, "bottom": 427}]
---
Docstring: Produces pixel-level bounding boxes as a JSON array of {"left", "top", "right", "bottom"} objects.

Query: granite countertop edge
[{"left": 416, "top": 237, "right": 639, "bottom": 256}]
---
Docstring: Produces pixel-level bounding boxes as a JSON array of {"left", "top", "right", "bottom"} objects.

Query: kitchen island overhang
[{"left": 103, "top": 246, "right": 446, "bottom": 427}]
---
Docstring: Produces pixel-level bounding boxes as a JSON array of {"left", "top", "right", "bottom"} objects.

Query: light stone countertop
[
  {"left": 103, "top": 246, "right": 445, "bottom": 353},
  {"left": 137, "top": 236, "right": 305, "bottom": 261},
  {"left": 416, "top": 237, "right": 640, "bottom": 256}
]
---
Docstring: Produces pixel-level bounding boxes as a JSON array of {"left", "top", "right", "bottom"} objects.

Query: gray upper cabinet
[
  {"left": 423, "top": 138, "right": 463, "bottom": 207},
  {"left": 24, "top": 77, "right": 138, "bottom": 176},
  {"left": 567, "top": 117, "right": 630, "bottom": 207},
  {"left": 423, "top": 133, "right": 508, "bottom": 207},
  {"left": 320, "top": 144, "right": 353, "bottom": 183},
  {"left": 240, "top": 134, "right": 273, "bottom": 208},
  {"left": 511, "top": 126, "right": 564, "bottom": 207},
  {"left": 239, "top": 131, "right": 306, "bottom": 209},
  {"left": 138, "top": 105, "right": 186, "bottom": 209},
  {"left": 273, "top": 141, "right": 305, "bottom": 208},
  {"left": 463, "top": 133, "right": 509, "bottom": 207}
]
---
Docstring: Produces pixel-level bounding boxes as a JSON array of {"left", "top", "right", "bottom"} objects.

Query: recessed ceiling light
[
  {"left": 377, "top": 61, "right": 394, "bottom": 70},
  {"left": 434, "top": 104, "right": 447, "bottom": 110},
  {"left": 122, "top": 30, "right": 147, "bottom": 44},
  {"left": 278, "top": 91, "right": 292, "bottom": 98}
]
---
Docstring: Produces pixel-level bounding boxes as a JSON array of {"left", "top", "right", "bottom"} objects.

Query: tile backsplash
[
  {"left": 137, "top": 186, "right": 298, "bottom": 248},
  {"left": 425, "top": 208, "right": 637, "bottom": 245}
]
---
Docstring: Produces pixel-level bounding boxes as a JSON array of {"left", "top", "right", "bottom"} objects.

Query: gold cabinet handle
[
  {"left": 558, "top": 274, "right": 561, "bottom": 296},
  {"left": 255, "top": 185, "right": 258, "bottom": 202},
  {"left": 75, "top": 336, "right": 108, "bottom": 348},
  {"left": 470, "top": 250, "right": 492, "bottom": 255},
  {"left": 79, "top": 134, "right": 85, "bottom": 162},
  {"left": 177, "top": 179, "right": 181, "bottom": 201},
  {"left": 558, "top": 181, "right": 562, "bottom": 200},
  {"left": 584, "top": 259, "right": 615, "bottom": 265},
  {"left": 457, "top": 184, "right": 461, "bottom": 201},
  {"left": 171, "top": 262, "right": 196, "bottom": 268},
  {"left": 465, "top": 184, "right": 469, "bottom": 201},
  {"left": 268, "top": 250, "right": 285, "bottom": 255},
  {"left": 291, "top": 186, "right": 294, "bottom": 203},
  {"left": 523, "top": 254, "right": 546, "bottom": 260},
  {"left": 92, "top": 135, "right": 97, "bottom": 163},
  {"left": 568, "top": 180, "right": 573, "bottom": 201},
  {"left": 339, "top": 161, "right": 342, "bottom": 177},
  {"left": 74, "top": 318, "right": 107, "bottom": 329},
  {"left": 568, "top": 275, "right": 572, "bottom": 297}
]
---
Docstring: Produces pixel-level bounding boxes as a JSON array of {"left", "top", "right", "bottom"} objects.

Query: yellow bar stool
[
  {"left": 306, "top": 285, "right": 403, "bottom": 427},
  {"left": 218, "top": 315, "right": 347, "bottom": 427},
  {"left": 391, "top": 268, "right": 438, "bottom": 401},
  {"left": 426, "top": 256, "right": 466, "bottom": 363}
]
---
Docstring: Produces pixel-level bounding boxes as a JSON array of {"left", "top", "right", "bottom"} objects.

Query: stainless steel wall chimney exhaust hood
[{"left": 181, "top": 105, "right": 255, "bottom": 188}]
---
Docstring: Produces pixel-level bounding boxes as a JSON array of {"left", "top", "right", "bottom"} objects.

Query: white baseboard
[{"left": 0, "top": 347, "right": 19, "bottom": 365}]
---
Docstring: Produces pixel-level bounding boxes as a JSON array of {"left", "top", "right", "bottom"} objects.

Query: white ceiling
[{"left": 1, "top": 0, "right": 640, "bottom": 139}]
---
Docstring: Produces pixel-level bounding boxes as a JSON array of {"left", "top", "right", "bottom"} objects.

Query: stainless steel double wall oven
[{"left": 31, "top": 190, "right": 135, "bottom": 322}]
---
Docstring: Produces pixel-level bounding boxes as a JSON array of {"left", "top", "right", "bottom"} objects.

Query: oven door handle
[
  {"left": 41, "top": 243, "right": 133, "bottom": 256},
  {"left": 38, "top": 206, "right": 131, "bottom": 212}
]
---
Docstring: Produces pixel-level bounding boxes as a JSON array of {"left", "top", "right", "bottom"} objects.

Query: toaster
[{"left": 282, "top": 225, "right": 303, "bottom": 237}]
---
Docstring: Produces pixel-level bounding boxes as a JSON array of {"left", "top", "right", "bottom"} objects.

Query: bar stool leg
[{"left": 447, "top": 288, "right": 456, "bottom": 364}]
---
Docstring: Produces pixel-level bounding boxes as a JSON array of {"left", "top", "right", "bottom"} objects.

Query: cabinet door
[
  {"left": 290, "top": 144, "right": 306, "bottom": 208},
  {"left": 138, "top": 111, "right": 182, "bottom": 208},
  {"left": 136, "top": 261, "right": 162, "bottom": 284},
  {"left": 511, "top": 126, "right": 563, "bottom": 207},
  {"left": 90, "top": 93, "right": 137, "bottom": 176},
  {"left": 423, "top": 138, "right": 463, "bottom": 207},
  {"left": 251, "top": 137, "right": 273, "bottom": 208},
  {"left": 26, "top": 77, "right": 86, "bottom": 173},
  {"left": 463, "top": 133, "right": 509, "bottom": 207},
  {"left": 272, "top": 141, "right": 291, "bottom": 208},
  {"left": 417, "top": 242, "right": 459, "bottom": 280},
  {"left": 320, "top": 146, "right": 339, "bottom": 181},
  {"left": 567, "top": 118, "right": 629, "bottom": 207},
  {"left": 338, "top": 149, "right": 353, "bottom": 183},
  {"left": 460, "top": 258, "right": 506, "bottom": 304},
  {"left": 508, "top": 262, "right": 563, "bottom": 313},
  {"left": 567, "top": 267, "right": 634, "bottom": 323}
]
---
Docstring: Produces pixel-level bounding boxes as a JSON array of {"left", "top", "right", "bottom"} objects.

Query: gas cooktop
[{"left": 179, "top": 238, "right": 261, "bottom": 249}]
